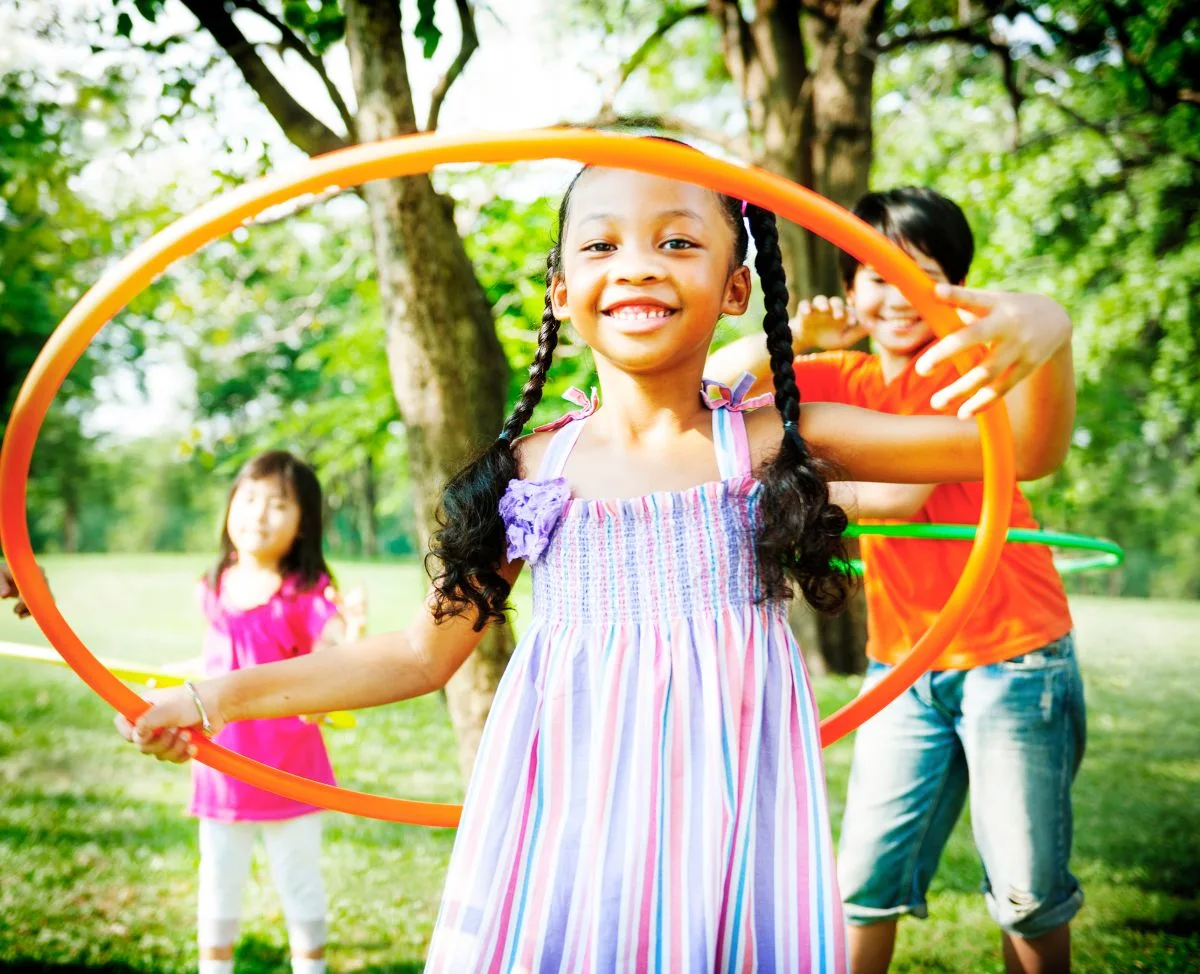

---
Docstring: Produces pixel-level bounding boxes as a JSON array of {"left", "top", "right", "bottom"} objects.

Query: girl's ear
[
  {"left": 721, "top": 264, "right": 752, "bottom": 317},
  {"left": 550, "top": 275, "right": 570, "bottom": 320}
]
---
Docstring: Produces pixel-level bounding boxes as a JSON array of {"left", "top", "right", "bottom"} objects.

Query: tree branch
[
  {"left": 799, "top": 0, "right": 840, "bottom": 28},
  {"left": 425, "top": 0, "right": 480, "bottom": 131},
  {"left": 232, "top": 0, "right": 357, "bottom": 139},
  {"left": 178, "top": 0, "right": 345, "bottom": 157},
  {"left": 610, "top": 3, "right": 708, "bottom": 101},
  {"left": 1011, "top": 0, "right": 1195, "bottom": 113},
  {"left": 707, "top": 0, "right": 755, "bottom": 109},
  {"left": 568, "top": 110, "right": 749, "bottom": 158},
  {"left": 245, "top": 185, "right": 361, "bottom": 226},
  {"left": 876, "top": 10, "right": 1027, "bottom": 146},
  {"left": 1097, "top": 0, "right": 1174, "bottom": 110},
  {"left": 876, "top": 20, "right": 1001, "bottom": 53},
  {"left": 998, "top": 36, "right": 1022, "bottom": 149}
]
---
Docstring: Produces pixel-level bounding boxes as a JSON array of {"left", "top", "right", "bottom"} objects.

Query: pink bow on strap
[
  {"left": 702, "top": 372, "right": 774, "bottom": 412},
  {"left": 533, "top": 386, "right": 600, "bottom": 433}
]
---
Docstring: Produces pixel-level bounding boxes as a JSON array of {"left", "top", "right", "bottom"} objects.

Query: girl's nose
[{"left": 612, "top": 247, "right": 665, "bottom": 285}]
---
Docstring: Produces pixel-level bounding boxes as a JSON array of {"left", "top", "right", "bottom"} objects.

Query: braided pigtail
[
  {"left": 744, "top": 203, "right": 852, "bottom": 613},
  {"left": 428, "top": 250, "right": 562, "bottom": 629}
]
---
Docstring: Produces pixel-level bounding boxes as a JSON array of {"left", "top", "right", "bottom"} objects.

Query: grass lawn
[{"left": 0, "top": 554, "right": 1196, "bottom": 972}]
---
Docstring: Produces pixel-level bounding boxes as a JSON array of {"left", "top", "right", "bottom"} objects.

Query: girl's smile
[
  {"left": 552, "top": 169, "right": 750, "bottom": 374},
  {"left": 225, "top": 474, "right": 301, "bottom": 564},
  {"left": 601, "top": 297, "right": 679, "bottom": 334}
]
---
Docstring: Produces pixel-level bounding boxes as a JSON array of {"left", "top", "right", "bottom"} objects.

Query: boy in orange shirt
[{"left": 709, "top": 188, "right": 1083, "bottom": 973}]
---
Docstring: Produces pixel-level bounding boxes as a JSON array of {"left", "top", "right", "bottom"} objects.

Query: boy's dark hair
[
  {"left": 429, "top": 144, "right": 851, "bottom": 630},
  {"left": 840, "top": 187, "right": 974, "bottom": 288},
  {"left": 209, "top": 450, "right": 333, "bottom": 593}
]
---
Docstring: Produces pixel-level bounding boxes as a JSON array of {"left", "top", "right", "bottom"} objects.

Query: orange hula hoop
[{"left": 0, "top": 129, "right": 1015, "bottom": 825}]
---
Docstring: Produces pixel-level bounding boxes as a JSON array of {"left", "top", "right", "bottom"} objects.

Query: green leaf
[
  {"left": 415, "top": 0, "right": 442, "bottom": 58},
  {"left": 133, "top": 0, "right": 160, "bottom": 24},
  {"left": 116, "top": 11, "right": 133, "bottom": 38}
]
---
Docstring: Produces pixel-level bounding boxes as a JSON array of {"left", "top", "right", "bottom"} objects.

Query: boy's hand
[
  {"left": 315, "top": 584, "right": 367, "bottom": 650},
  {"left": 916, "top": 284, "right": 1073, "bottom": 418},
  {"left": 792, "top": 296, "right": 868, "bottom": 351},
  {"left": 340, "top": 586, "right": 368, "bottom": 642}
]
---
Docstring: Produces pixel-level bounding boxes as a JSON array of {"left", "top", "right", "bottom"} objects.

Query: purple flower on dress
[{"left": 498, "top": 477, "right": 572, "bottom": 564}]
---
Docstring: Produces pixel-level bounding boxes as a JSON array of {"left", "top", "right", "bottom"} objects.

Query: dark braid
[
  {"left": 428, "top": 251, "right": 562, "bottom": 630},
  {"left": 744, "top": 203, "right": 852, "bottom": 613},
  {"left": 502, "top": 251, "right": 562, "bottom": 441}
]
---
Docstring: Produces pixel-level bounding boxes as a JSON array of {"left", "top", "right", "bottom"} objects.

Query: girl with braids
[{"left": 118, "top": 160, "right": 1073, "bottom": 973}]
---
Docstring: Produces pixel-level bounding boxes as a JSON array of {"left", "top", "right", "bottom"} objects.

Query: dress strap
[
  {"left": 710, "top": 407, "right": 750, "bottom": 479},
  {"left": 533, "top": 387, "right": 598, "bottom": 480},
  {"left": 703, "top": 373, "right": 772, "bottom": 480}
]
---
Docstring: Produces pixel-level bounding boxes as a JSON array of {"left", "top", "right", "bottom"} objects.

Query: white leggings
[{"left": 197, "top": 815, "right": 327, "bottom": 953}]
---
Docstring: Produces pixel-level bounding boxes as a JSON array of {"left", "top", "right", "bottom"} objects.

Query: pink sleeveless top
[{"left": 188, "top": 572, "right": 338, "bottom": 821}]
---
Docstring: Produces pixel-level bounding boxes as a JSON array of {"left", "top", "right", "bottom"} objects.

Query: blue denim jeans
[{"left": 837, "top": 632, "right": 1086, "bottom": 938}]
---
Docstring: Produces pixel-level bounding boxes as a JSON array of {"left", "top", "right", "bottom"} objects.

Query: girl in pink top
[{"left": 192, "top": 450, "right": 363, "bottom": 974}]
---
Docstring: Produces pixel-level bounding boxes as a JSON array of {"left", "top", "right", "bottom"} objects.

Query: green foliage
[
  {"left": 871, "top": 16, "right": 1199, "bottom": 596},
  {"left": 563, "top": 1, "right": 735, "bottom": 131},
  {"left": 118, "top": 183, "right": 603, "bottom": 558},
  {"left": 280, "top": 0, "right": 346, "bottom": 52},
  {"left": 0, "top": 63, "right": 169, "bottom": 554},
  {"left": 461, "top": 190, "right": 598, "bottom": 420},
  {"left": 140, "top": 202, "right": 409, "bottom": 557},
  {"left": 0, "top": 71, "right": 109, "bottom": 414}
]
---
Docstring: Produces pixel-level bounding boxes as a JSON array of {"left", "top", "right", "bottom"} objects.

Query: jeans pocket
[{"left": 998, "top": 633, "right": 1074, "bottom": 671}]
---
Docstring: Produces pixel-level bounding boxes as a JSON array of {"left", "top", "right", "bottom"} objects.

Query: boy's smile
[{"left": 851, "top": 243, "right": 951, "bottom": 359}]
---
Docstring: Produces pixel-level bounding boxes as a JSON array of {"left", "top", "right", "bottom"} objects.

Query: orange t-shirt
[{"left": 795, "top": 349, "right": 1072, "bottom": 670}]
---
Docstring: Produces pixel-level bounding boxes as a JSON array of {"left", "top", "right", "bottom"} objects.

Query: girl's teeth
[{"left": 609, "top": 308, "right": 672, "bottom": 320}]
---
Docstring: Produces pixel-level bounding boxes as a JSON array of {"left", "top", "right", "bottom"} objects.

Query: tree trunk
[
  {"left": 800, "top": 2, "right": 882, "bottom": 675},
  {"left": 360, "top": 452, "right": 379, "bottom": 559},
  {"left": 62, "top": 495, "right": 79, "bottom": 554},
  {"left": 712, "top": 0, "right": 818, "bottom": 299},
  {"left": 344, "top": 0, "right": 514, "bottom": 780},
  {"left": 715, "top": 0, "right": 880, "bottom": 674},
  {"left": 804, "top": 1, "right": 881, "bottom": 288}
]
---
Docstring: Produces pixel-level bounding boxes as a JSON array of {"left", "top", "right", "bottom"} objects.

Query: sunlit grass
[{"left": 0, "top": 558, "right": 1196, "bottom": 971}]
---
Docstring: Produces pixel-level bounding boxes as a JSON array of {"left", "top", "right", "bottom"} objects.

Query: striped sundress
[{"left": 425, "top": 378, "right": 846, "bottom": 973}]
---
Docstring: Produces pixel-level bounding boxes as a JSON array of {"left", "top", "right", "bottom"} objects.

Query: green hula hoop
[{"left": 840, "top": 524, "right": 1124, "bottom": 577}]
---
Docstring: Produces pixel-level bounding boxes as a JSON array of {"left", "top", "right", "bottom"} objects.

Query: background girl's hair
[
  {"left": 430, "top": 145, "right": 850, "bottom": 628},
  {"left": 840, "top": 187, "right": 974, "bottom": 288},
  {"left": 209, "top": 450, "right": 333, "bottom": 593}
]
